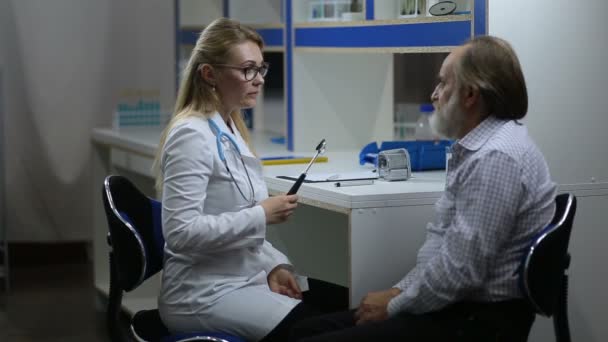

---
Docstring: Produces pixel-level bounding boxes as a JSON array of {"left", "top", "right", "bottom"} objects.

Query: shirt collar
[{"left": 456, "top": 116, "right": 507, "bottom": 152}]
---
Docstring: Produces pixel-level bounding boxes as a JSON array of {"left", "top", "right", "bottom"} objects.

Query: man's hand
[
  {"left": 267, "top": 266, "right": 302, "bottom": 300},
  {"left": 354, "top": 288, "right": 402, "bottom": 325}
]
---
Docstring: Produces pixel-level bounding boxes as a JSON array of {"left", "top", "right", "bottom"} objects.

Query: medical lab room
[{"left": 1, "top": 0, "right": 607, "bottom": 341}]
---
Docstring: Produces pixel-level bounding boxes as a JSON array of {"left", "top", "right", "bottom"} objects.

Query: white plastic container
[
  {"left": 398, "top": 0, "right": 427, "bottom": 18},
  {"left": 453, "top": 0, "right": 472, "bottom": 14},
  {"left": 414, "top": 103, "right": 434, "bottom": 140},
  {"left": 341, "top": 11, "right": 364, "bottom": 21},
  {"left": 309, "top": 0, "right": 353, "bottom": 22},
  {"left": 394, "top": 102, "right": 418, "bottom": 140}
]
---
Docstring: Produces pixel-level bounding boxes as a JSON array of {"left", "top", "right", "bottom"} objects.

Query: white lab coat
[{"left": 158, "top": 113, "right": 300, "bottom": 341}]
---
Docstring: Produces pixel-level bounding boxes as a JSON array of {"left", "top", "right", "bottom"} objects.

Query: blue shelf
[
  {"left": 180, "top": 27, "right": 283, "bottom": 49},
  {"left": 295, "top": 20, "right": 471, "bottom": 49},
  {"left": 179, "top": 29, "right": 200, "bottom": 46},
  {"left": 256, "top": 27, "right": 284, "bottom": 48}
]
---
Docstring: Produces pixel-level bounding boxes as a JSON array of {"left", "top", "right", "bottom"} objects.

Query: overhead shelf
[
  {"left": 250, "top": 24, "right": 285, "bottom": 52},
  {"left": 294, "top": 15, "right": 472, "bottom": 52},
  {"left": 294, "top": 15, "right": 472, "bottom": 27},
  {"left": 179, "top": 24, "right": 285, "bottom": 51}
]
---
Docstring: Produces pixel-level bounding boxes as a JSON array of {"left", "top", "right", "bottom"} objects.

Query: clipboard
[{"left": 277, "top": 171, "right": 378, "bottom": 183}]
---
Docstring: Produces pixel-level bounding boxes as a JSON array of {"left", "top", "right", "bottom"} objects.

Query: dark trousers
[
  {"left": 289, "top": 299, "right": 535, "bottom": 342},
  {"left": 259, "top": 278, "right": 349, "bottom": 342}
]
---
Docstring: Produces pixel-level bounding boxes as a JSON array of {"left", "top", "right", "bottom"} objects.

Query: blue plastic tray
[{"left": 359, "top": 140, "right": 453, "bottom": 171}]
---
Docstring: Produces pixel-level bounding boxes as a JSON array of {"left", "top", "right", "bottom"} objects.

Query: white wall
[
  {"left": 1, "top": 0, "right": 174, "bottom": 241},
  {"left": 490, "top": 1, "right": 608, "bottom": 341},
  {"left": 490, "top": 0, "right": 608, "bottom": 185},
  {"left": 0, "top": 0, "right": 56, "bottom": 241}
]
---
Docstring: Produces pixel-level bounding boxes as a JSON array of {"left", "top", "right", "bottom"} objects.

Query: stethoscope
[{"left": 208, "top": 119, "right": 256, "bottom": 206}]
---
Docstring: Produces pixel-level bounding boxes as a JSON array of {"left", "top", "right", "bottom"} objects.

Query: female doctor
[{"left": 153, "top": 18, "right": 346, "bottom": 342}]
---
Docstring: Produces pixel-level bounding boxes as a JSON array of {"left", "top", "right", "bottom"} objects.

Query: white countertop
[
  {"left": 263, "top": 151, "right": 445, "bottom": 210},
  {"left": 92, "top": 127, "right": 446, "bottom": 210},
  {"left": 92, "top": 127, "right": 162, "bottom": 157},
  {"left": 92, "top": 127, "right": 301, "bottom": 157}
]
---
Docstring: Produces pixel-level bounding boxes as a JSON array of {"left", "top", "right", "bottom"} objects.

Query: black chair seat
[{"left": 132, "top": 309, "right": 170, "bottom": 341}]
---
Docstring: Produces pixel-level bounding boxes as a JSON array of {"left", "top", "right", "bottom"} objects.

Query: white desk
[
  {"left": 91, "top": 127, "right": 443, "bottom": 311},
  {"left": 92, "top": 127, "right": 608, "bottom": 342},
  {"left": 259, "top": 152, "right": 445, "bottom": 305}
]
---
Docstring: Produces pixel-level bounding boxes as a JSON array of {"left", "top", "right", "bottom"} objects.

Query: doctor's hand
[
  {"left": 261, "top": 194, "right": 298, "bottom": 224},
  {"left": 268, "top": 266, "right": 302, "bottom": 299},
  {"left": 354, "top": 288, "right": 402, "bottom": 325}
]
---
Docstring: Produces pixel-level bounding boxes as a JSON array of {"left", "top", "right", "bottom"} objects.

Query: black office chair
[
  {"left": 520, "top": 193, "right": 577, "bottom": 342},
  {"left": 456, "top": 193, "right": 578, "bottom": 342},
  {"left": 102, "top": 175, "right": 245, "bottom": 342}
]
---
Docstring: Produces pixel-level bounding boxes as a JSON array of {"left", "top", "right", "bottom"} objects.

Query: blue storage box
[{"left": 359, "top": 140, "right": 453, "bottom": 171}]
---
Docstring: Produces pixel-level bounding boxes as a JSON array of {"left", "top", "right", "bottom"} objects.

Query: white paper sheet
[{"left": 278, "top": 170, "right": 378, "bottom": 183}]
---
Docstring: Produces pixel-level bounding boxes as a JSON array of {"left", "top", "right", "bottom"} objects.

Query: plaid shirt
[{"left": 387, "top": 116, "right": 556, "bottom": 316}]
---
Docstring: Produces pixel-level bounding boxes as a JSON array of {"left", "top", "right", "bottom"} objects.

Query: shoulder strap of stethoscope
[
  {"left": 208, "top": 117, "right": 256, "bottom": 206},
  {"left": 208, "top": 118, "right": 241, "bottom": 161}
]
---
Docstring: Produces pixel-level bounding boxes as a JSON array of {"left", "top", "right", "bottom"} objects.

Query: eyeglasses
[{"left": 213, "top": 62, "right": 270, "bottom": 81}]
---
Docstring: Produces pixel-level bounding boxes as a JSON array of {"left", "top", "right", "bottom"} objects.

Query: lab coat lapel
[
  {"left": 209, "top": 112, "right": 266, "bottom": 202},
  {"left": 209, "top": 112, "right": 254, "bottom": 158}
]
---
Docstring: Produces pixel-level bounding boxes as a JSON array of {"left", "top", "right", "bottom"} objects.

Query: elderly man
[{"left": 289, "top": 36, "right": 557, "bottom": 342}]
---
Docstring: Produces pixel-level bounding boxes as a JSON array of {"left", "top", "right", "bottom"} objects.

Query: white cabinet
[
  {"left": 175, "top": 0, "right": 488, "bottom": 151},
  {"left": 285, "top": 0, "right": 484, "bottom": 151}
]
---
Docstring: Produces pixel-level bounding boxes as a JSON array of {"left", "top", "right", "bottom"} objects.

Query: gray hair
[{"left": 454, "top": 36, "right": 528, "bottom": 120}]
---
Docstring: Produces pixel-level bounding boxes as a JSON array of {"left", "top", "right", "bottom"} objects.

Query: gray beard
[{"left": 429, "top": 95, "right": 467, "bottom": 139}]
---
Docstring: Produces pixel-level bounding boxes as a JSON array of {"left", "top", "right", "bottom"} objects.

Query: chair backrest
[
  {"left": 521, "top": 193, "right": 577, "bottom": 317},
  {"left": 102, "top": 175, "right": 165, "bottom": 292}
]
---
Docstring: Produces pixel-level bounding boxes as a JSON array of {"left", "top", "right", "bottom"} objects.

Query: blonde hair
[
  {"left": 153, "top": 18, "right": 263, "bottom": 193},
  {"left": 454, "top": 36, "right": 528, "bottom": 120}
]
